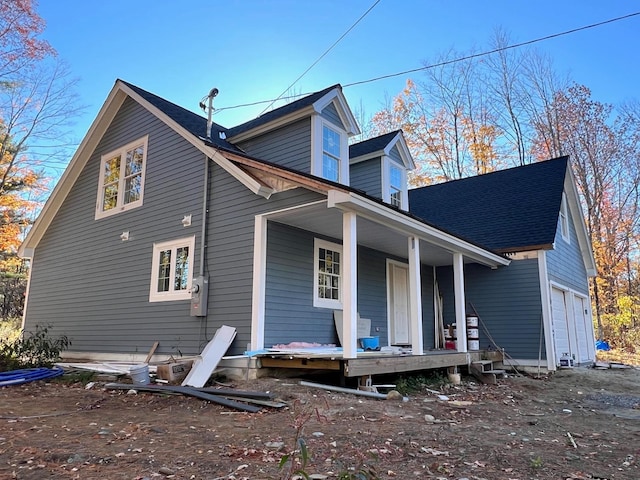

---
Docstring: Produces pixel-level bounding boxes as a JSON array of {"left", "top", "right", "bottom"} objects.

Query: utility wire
[
  {"left": 216, "top": 11, "right": 640, "bottom": 115},
  {"left": 259, "top": 0, "right": 381, "bottom": 115}
]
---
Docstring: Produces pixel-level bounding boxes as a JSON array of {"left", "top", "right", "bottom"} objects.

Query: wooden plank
[
  {"left": 260, "top": 357, "right": 342, "bottom": 371},
  {"left": 144, "top": 341, "right": 159, "bottom": 363},
  {"left": 182, "top": 325, "right": 237, "bottom": 388},
  {"left": 344, "top": 353, "right": 475, "bottom": 377}
]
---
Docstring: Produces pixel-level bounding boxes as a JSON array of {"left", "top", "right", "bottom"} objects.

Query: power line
[
  {"left": 345, "top": 11, "right": 640, "bottom": 88},
  {"left": 215, "top": 11, "right": 640, "bottom": 116},
  {"left": 258, "top": 0, "right": 381, "bottom": 115}
]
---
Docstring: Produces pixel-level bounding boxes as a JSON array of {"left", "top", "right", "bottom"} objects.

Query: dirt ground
[{"left": 1, "top": 366, "right": 640, "bottom": 480}]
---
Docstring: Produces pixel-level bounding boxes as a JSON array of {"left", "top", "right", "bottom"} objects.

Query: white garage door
[{"left": 551, "top": 287, "right": 571, "bottom": 362}]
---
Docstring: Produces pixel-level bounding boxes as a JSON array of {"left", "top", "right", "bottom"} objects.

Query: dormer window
[
  {"left": 322, "top": 125, "right": 341, "bottom": 181},
  {"left": 383, "top": 158, "right": 408, "bottom": 209},
  {"left": 389, "top": 164, "right": 403, "bottom": 207},
  {"left": 312, "top": 117, "right": 349, "bottom": 184}
]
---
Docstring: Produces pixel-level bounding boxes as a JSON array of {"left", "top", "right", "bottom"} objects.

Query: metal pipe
[
  {"left": 299, "top": 380, "right": 405, "bottom": 401},
  {"left": 199, "top": 154, "right": 209, "bottom": 276}
]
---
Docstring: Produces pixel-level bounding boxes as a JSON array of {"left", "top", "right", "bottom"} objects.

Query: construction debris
[{"left": 105, "top": 383, "right": 285, "bottom": 412}]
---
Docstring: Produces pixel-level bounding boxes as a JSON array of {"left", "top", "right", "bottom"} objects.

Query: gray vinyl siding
[
  {"left": 25, "top": 98, "right": 326, "bottom": 357},
  {"left": 235, "top": 118, "right": 311, "bottom": 173},
  {"left": 546, "top": 206, "right": 590, "bottom": 295},
  {"left": 350, "top": 158, "right": 382, "bottom": 199},
  {"left": 420, "top": 265, "right": 436, "bottom": 348},
  {"left": 436, "top": 259, "right": 545, "bottom": 360},
  {"left": 264, "top": 222, "right": 405, "bottom": 347},
  {"left": 25, "top": 98, "right": 208, "bottom": 356},
  {"left": 320, "top": 103, "right": 344, "bottom": 129}
]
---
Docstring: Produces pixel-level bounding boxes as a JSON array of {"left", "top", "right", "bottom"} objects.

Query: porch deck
[{"left": 258, "top": 349, "right": 496, "bottom": 378}]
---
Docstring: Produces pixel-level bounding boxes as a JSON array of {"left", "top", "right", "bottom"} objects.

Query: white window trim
[
  {"left": 95, "top": 135, "right": 148, "bottom": 220},
  {"left": 560, "top": 193, "right": 570, "bottom": 243},
  {"left": 382, "top": 156, "right": 408, "bottom": 209},
  {"left": 149, "top": 236, "right": 195, "bottom": 302},
  {"left": 311, "top": 116, "right": 349, "bottom": 185},
  {"left": 313, "top": 238, "right": 343, "bottom": 309}
]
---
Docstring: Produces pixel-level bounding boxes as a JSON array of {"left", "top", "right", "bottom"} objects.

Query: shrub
[{"left": 0, "top": 324, "right": 70, "bottom": 370}]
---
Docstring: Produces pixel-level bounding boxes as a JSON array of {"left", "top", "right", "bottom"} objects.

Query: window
[
  {"left": 149, "top": 236, "right": 195, "bottom": 302},
  {"left": 313, "top": 238, "right": 342, "bottom": 308},
  {"left": 96, "top": 136, "right": 148, "bottom": 219},
  {"left": 312, "top": 117, "right": 348, "bottom": 184},
  {"left": 560, "top": 193, "right": 570, "bottom": 243},
  {"left": 322, "top": 125, "right": 341, "bottom": 181},
  {"left": 383, "top": 158, "right": 407, "bottom": 209},
  {"left": 389, "top": 164, "right": 403, "bottom": 207}
]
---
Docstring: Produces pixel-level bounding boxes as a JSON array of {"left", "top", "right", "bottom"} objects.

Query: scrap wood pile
[{"left": 105, "top": 383, "right": 286, "bottom": 413}]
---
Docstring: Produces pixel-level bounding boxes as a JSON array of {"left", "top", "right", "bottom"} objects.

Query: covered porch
[{"left": 250, "top": 189, "right": 510, "bottom": 363}]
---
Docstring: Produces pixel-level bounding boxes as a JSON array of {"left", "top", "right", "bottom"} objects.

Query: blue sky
[{"left": 38, "top": 0, "right": 639, "bottom": 166}]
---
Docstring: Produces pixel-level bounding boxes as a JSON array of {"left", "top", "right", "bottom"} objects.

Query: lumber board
[
  {"left": 199, "top": 388, "right": 274, "bottom": 399},
  {"left": 344, "top": 352, "right": 477, "bottom": 377},
  {"left": 105, "top": 383, "right": 259, "bottom": 413}
]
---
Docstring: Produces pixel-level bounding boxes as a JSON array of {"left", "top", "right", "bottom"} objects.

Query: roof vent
[
  {"left": 219, "top": 131, "right": 226, "bottom": 140},
  {"left": 199, "top": 87, "right": 219, "bottom": 139}
]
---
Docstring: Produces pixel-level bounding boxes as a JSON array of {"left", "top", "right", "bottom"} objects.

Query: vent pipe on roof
[{"left": 199, "top": 87, "right": 219, "bottom": 139}]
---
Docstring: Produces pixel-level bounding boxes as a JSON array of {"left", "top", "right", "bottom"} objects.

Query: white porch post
[
  {"left": 250, "top": 215, "right": 267, "bottom": 350},
  {"left": 408, "top": 236, "right": 424, "bottom": 354},
  {"left": 453, "top": 252, "right": 468, "bottom": 352},
  {"left": 342, "top": 211, "right": 358, "bottom": 358}
]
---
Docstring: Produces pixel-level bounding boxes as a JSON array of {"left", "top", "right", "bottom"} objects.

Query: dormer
[
  {"left": 226, "top": 85, "right": 360, "bottom": 186},
  {"left": 349, "top": 131, "right": 415, "bottom": 210}
]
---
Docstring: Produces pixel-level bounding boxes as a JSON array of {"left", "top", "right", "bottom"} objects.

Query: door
[
  {"left": 573, "top": 294, "right": 593, "bottom": 363},
  {"left": 551, "top": 287, "right": 571, "bottom": 363},
  {"left": 387, "top": 261, "right": 410, "bottom": 345}
]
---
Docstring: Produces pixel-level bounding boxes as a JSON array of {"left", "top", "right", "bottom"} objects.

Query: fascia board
[
  {"left": 564, "top": 168, "right": 597, "bottom": 276},
  {"left": 18, "top": 86, "right": 128, "bottom": 256},
  {"left": 392, "top": 133, "right": 416, "bottom": 170},
  {"left": 226, "top": 105, "right": 315, "bottom": 143},
  {"left": 327, "top": 190, "right": 510, "bottom": 268}
]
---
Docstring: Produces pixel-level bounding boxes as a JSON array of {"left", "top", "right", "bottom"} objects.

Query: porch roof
[{"left": 264, "top": 192, "right": 510, "bottom": 268}]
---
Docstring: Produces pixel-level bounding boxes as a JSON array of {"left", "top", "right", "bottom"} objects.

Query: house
[{"left": 18, "top": 80, "right": 596, "bottom": 378}]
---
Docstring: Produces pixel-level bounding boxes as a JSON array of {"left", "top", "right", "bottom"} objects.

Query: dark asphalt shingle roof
[
  {"left": 408, "top": 157, "right": 569, "bottom": 252},
  {"left": 349, "top": 130, "right": 400, "bottom": 159},
  {"left": 226, "top": 84, "right": 341, "bottom": 138},
  {"left": 120, "top": 80, "right": 244, "bottom": 153}
]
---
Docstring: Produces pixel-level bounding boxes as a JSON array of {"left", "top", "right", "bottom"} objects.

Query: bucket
[
  {"left": 130, "top": 364, "right": 150, "bottom": 385},
  {"left": 467, "top": 328, "right": 479, "bottom": 339},
  {"left": 359, "top": 336, "right": 379, "bottom": 350},
  {"left": 466, "top": 316, "right": 478, "bottom": 327},
  {"left": 468, "top": 339, "right": 480, "bottom": 351}
]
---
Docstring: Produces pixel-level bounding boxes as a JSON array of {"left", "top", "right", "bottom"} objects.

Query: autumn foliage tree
[
  {"left": 370, "top": 31, "right": 640, "bottom": 352},
  {"left": 0, "top": 0, "right": 80, "bottom": 318}
]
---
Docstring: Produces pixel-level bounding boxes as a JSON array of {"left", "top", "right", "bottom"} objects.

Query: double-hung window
[
  {"left": 149, "top": 236, "right": 195, "bottom": 302},
  {"left": 322, "top": 125, "right": 341, "bottom": 182},
  {"left": 313, "top": 238, "right": 342, "bottom": 308},
  {"left": 96, "top": 136, "right": 148, "bottom": 219},
  {"left": 389, "top": 164, "right": 403, "bottom": 207}
]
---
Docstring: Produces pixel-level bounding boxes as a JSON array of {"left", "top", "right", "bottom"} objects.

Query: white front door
[
  {"left": 551, "top": 287, "right": 571, "bottom": 363},
  {"left": 387, "top": 261, "right": 410, "bottom": 345}
]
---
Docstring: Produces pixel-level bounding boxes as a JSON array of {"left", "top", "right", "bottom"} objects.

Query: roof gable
[
  {"left": 349, "top": 130, "right": 415, "bottom": 169},
  {"left": 19, "top": 80, "right": 273, "bottom": 256},
  {"left": 226, "top": 85, "right": 360, "bottom": 142},
  {"left": 408, "top": 157, "right": 569, "bottom": 252}
]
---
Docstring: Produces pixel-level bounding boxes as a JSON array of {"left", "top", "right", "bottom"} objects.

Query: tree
[{"left": 0, "top": 1, "right": 80, "bottom": 272}]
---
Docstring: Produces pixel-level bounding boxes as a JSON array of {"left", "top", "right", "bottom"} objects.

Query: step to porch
[{"left": 469, "top": 360, "right": 506, "bottom": 385}]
